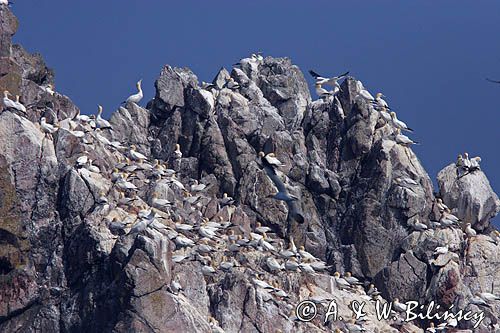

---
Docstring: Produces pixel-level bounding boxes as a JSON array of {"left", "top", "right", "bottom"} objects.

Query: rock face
[{"left": 1, "top": 5, "right": 500, "bottom": 333}]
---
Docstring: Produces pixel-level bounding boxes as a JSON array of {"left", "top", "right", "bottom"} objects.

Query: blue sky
[{"left": 11, "top": 1, "right": 500, "bottom": 222}]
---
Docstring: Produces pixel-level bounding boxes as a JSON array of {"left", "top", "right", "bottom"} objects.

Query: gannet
[
  {"left": 115, "top": 177, "right": 138, "bottom": 191},
  {"left": 266, "top": 256, "right": 283, "bottom": 272},
  {"left": 298, "top": 246, "right": 315, "bottom": 261},
  {"left": 314, "top": 83, "right": 333, "bottom": 98},
  {"left": 412, "top": 219, "right": 428, "bottom": 231},
  {"left": 434, "top": 246, "right": 448, "bottom": 256},
  {"left": 201, "top": 262, "right": 216, "bottom": 276},
  {"left": 463, "top": 152, "right": 472, "bottom": 169},
  {"left": 284, "top": 258, "right": 300, "bottom": 271},
  {"left": 174, "top": 143, "right": 182, "bottom": 159},
  {"left": 469, "top": 296, "right": 491, "bottom": 307},
  {"left": 44, "top": 84, "right": 55, "bottom": 96},
  {"left": 259, "top": 152, "right": 285, "bottom": 168},
  {"left": 220, "top": 193, "right": 235, "bottom": 206},
  {"left": 390, "top": 112, "right": 413, "bottom": 132},
  {"left": 299, "top": 262, "right": 315, "bottom": 274},
  {"left": 356, "top": 81, "right": 374, "bottom": 100},
  {"left": 309, "top": 261, "right": 330, "bottom": 272},
  {"left": 263, "top": 166, "right": 304, "bottom": 222},
  {"left": 96, "top": 105, "right": 113, "bottom": 129},
  {"left": 308, "top": 70, "right": 349, "bottom": 87},
  {"left": 73, "top": 109, "right": 90, "bottom": 123},
  {"left": 393, "top": 298, "right": 408, "bottom": 312},
  {"left": 470, "top": 156, "right": 481, "bottom": 171},
  {"left": 255, "top": 222, "right": 271, "bottom": 234},
  {"left": 124, "top": 79, "right": 143, "bottom": 105},
  {"left": 2, "top": 91, "right": 17, "bottom": 109},
  {"left": 486, "top": 78, "right": 500, "bottom": 84},
  {"left": 479, "top": 292, "right": 500, "bottom": 302},
  {"left": 76, "top": 154, "right": 88, "bottom": 167},
  {"left": 40, "top": 117, "right": 58, "bottom": 136},
  {"left": 129, "top": 145, "right": 147, "bottom": 162},
  {"left": 85, "top": 161, "right": 100, "bottom": 173},
  {"left": 152, "top": 193, "right": 172, "bottom": 209},
  {"left": 225, "top": 77, "right": 240, "bottom": 90},
  {"left": 367, "top": 284, "right": 381, "bottom": 297},
  {"left": 394, "top": 177, "right": 418, "bottom": 187},
  {"left": 190, "top": 180, "right": 206, "bottom": 192},
  {"left": 168, "top": 280, "right": 183, "bottom": 295},
  {"left": 344, "top": 272, "right": 362, "bottom": 285},
  {"left": 394, "top": 129, "right": 418, "bottom": 146},
  {"left": 174, "top": 235, "right": 195, "bottom": 248},
  {"left": 333, "top": 272, "right": 351, "bottom": 289},
  {"left": 373, "top": 93, "right": 389, "bottom": 109},
  {"left": 14, "top": 95, "right": 27, "bottom": 112},
  {"left": 435, "top": 198, "right": 449, "bottom": 213},
  {"left": 2, "top": 91, "right": 26, "bottom": 113},
  {"left": 220, "top": 256, "right": 235, "bottom": 271},
  {"left": 465, "top": 223, "right": 477, "bottom": 237}
]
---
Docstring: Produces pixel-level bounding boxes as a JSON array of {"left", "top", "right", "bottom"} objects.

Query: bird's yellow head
[
  {"left": 258, "top": 151, "right": 265, "bottom": 157},
  {"left": 390, "top": 111, "right": 396, "bottom": 117},
  {"left": 98, "top": 105, "right": 103, "bottom": 114}
]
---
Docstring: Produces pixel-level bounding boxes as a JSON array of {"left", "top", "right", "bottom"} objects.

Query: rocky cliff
[{"left": 1, "top": 5, "right": 500, "bottom": 333}]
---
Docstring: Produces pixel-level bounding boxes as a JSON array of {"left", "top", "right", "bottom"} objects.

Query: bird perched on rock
[
  {"left": 2, "top": 91, "right": 26, "bottom": 113},
  {"left": 390, "top": 112, "right": 413, "bottom": 132},
  {"left": 40, "top": 117, "right": 58, "bottom": 137},
  {"left": 259, "top": 151, "right": 285, "bottom": 168},
  {"left": 129, "top": 145, "right": 147, "bottom": 162},
  {"left": 123, "top": 79, "right": 143, "bottom": 105},
  {"left": 96, "top": 105, "right": 113, "bottom": 129},
  {"left": 465, "top": 223, "right": 477, "bottom": 237},
  {"left": 173, "top": 143, "right": 182, "bottom": 159}
]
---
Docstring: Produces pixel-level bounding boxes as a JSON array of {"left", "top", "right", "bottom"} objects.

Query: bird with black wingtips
[
  {"left": 262, "top": 164, "right": 304, "bottom": 222},
  {"left": 308, "top": 70, "right": 349, "bottom": 87},
  {"left": 486, "top": 78, "right": 500, "bottom": 84}
]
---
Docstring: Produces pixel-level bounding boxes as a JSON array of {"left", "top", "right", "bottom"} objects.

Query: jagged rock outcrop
[{"left": 1, "top": 5, "right": 499, "bottom": 333}]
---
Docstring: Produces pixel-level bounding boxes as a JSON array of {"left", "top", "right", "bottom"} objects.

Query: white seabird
[
  {"left": 174, "top": 143, "right": 182, "bottom": 159},
  {"left": 479, "top": 292, "right": 500, "bottom": 303},
  {"left": 356, "top": 81, "right": 374, "bottom": 101},
  {"left": 394, "top": 129, "right": 418, "bottom": 146},
  {"left": 2, "top": 91, "right": 26, "bottom": 113},
  {"left": 40, "top": 117, "right": 58, "bottom": 136},
  {"left": 14, "top": 95, "right": 27, "bottom": 113},
  {"left": 73, "top": 109, "right": 91, "bottom": 123},
  {"left": 259, "top": 151, "right": 285, "bottom": 168},
  {"left": 308, "top": 70, "right": 349, "bottom": 87},
  {"left": 373, "top": 92, "right": 389, "bottom": 109},
  {"left": 465, "top": 223, "right": 477, "bottom": 237},
  {"left": 124, "top": 79, "right": 143, "bottom": 105},
  {"left": 434, "top": 246, "right": 448, "bottom": 256},
  {"left": 96, "top": 105, "right": 113, "bottom": 129},
  {"left": 129, "top": 145, "right": 147, "bottom": 162},
  {"left": 393, "top": 298, "right": 407, "bottom": 312},
  {"left": 470, "top": 156, "right": 481, "bottom": 171},
  {"left": 333, "top": 272, "right": 351, "bottom": 289},
  {"left": 314, "top": 83, "right": 333, "bottom": 99},
  {"left": 390, "top": 112, "right": 413, "bottom": 132}
]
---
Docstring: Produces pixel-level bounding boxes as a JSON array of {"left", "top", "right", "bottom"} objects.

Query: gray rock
[{"left": 438, "top": 163, "right": 500, "bottom": 231}]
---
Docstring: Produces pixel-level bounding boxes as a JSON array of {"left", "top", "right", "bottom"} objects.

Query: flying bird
[
  {"left": 262, "top": 165, "right": 304, "bottom": 223},
  {"left": 486, "top": 78, "right": 500, "bottom": 84},
  {"left": 308, "top": 70, "right": 349, "bottom": 86}
]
